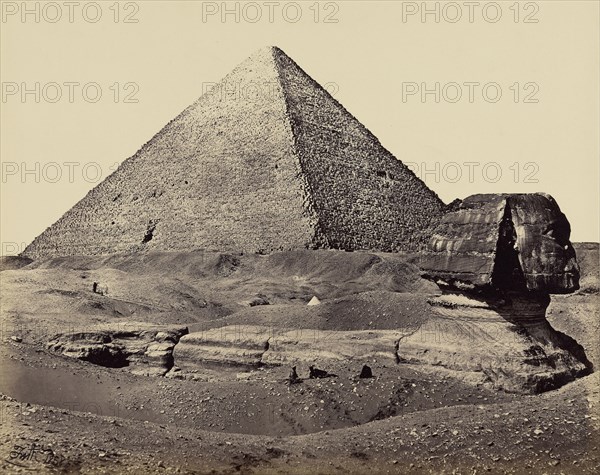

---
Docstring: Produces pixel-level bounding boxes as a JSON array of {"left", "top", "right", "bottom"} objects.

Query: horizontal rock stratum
[
  {"left": 47, "top": 323, "right": 189, "bottom": 376},
  {"left": 23, "top": 46, "right": 443, "bottom": 259}
]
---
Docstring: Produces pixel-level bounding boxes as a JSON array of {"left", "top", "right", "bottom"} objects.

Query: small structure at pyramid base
[{"left": 406, "top": 193, "right": 592, "bottom": 393}]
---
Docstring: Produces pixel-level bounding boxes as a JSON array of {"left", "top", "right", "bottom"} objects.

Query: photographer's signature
[{"left": 6, "top": 442, "right": 66, "bottom": 468}]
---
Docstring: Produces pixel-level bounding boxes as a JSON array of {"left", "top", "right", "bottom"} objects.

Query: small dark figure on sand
[
  {"left": 288, "top": 366, "right": 302, "bottom": 384},
  {"left": 359, "top": 365, "right": 373, "bottom": 379},
  {"left": 309, "top": 365, "right": 337, "bottom": 379}
]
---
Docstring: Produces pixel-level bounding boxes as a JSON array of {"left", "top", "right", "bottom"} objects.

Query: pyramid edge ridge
[{"left": 269, "top": 47, "right": 331, "bottom": 250}]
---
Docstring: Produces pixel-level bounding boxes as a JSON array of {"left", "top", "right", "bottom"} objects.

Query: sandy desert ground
[{"left": 0, "top": 244, "right": 598, "bottom": 474}]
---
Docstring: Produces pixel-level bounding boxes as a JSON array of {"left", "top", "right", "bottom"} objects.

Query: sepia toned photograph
[{"left": 1, "top": 1, "right": 598, "bottom": 473}]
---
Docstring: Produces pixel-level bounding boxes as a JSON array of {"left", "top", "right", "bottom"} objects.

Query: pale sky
[{"left": 1, "top": 1, "right": 599, "bottom": 255}]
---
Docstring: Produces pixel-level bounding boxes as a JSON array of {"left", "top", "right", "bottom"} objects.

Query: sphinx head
[
  {"left": 507, "top": 193, "right": 579, "bottom": 293},
  {"left": 421, "top": 193, "right": 579, "bottom": 294}
]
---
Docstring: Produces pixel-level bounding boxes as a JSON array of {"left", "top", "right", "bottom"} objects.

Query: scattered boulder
[
  {"left": 307, "top": 296, "right": 321, "bottom": 306},
  {"left": 243, "top": 294, "right": 270, "bottom": 307},
  {"left": 92, "top": 282, "right": 109, "bottom": 295}
]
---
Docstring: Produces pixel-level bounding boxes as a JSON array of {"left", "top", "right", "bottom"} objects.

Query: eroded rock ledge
[
  {"left": 398, "top": 291, "right": 591, "bottom": 393},
  {"left": 44, "top": 313, "right": 590, "bottom": 393},
  {"left": 172, "top": 325, "right": 402, "bottom": 372},
  {"left": 42, "top": 193, "right": 592, "bottom": 394},
  {"left": 47, "top": 323, "right": 188, "bottom": 376},
  {"left": 166, "top": 318, "right": 590, "bottom": 393}
]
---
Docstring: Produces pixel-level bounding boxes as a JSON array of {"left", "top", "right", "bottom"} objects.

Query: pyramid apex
[{"left": 253, "top": 45, "right": 287, "bottom": 58}]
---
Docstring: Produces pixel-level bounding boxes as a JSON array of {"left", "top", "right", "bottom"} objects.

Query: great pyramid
[{"left": 23, "top": 46, "right": 444, "bottom": 259}]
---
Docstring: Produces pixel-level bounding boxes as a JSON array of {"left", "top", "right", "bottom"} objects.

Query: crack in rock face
[
  {"left": 420, "top": 193, "right": 579, "bottom": 294},
  {"left": 414, "top": 193, "right": 592, "bottom": 393},
  {"left": 47, "top": 323, "right": 188, "bottom": 376}
]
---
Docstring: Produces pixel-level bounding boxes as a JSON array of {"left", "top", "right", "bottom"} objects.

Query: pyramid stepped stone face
[
  {"left": 23, "top": 47, "right": 444, "bottom": 259},
  {"left": 272, "top": 49, "right": 444, "bottom": 252}
]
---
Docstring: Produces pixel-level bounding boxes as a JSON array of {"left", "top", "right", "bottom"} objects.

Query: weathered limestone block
[
  {"left": 174, "top": 326, "right": 272, "bottom": 369},
  {"left": 264, "top": 329, "right": 402, "bottom": 365},
  {"left": 172, "top": 325, "right": 407, "bottom": 373},
  {"left": 47, "top": 322, "right": 188, "bottom": 376}
]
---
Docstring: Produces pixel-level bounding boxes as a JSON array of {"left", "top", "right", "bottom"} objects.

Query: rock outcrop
[
  {"left": 47, "top": 323, "right": 189, "bottom": 376},
  {"left": 410, "top": 193, "right": 592, "bottom": 392},
  {"left": 22, "top": 46, "right": 443, "bottom": 259},
  {"left": 172, "top": 325, "right": 405, "bottom": 374}
]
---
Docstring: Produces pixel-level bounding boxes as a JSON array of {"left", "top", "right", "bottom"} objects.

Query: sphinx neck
[{"left": 430, "top": 288, "right": 550, "bottom": 326}]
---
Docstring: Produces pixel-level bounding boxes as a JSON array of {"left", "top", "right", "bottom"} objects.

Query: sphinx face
[{"left": 508, "top": 194, "right": 579, "bottom": 293}]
